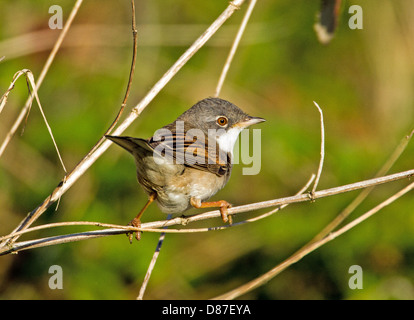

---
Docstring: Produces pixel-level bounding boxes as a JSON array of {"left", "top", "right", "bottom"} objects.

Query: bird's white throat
[{"left": 216, "top": 127, "right": 242, "bottom": 155}]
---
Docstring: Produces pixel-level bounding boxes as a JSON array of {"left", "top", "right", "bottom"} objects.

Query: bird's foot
[{"left": 127, "top": 217, "right": 142, "bottom": 243}]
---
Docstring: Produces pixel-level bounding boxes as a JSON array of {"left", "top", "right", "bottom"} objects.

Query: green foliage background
[{"left": 0, "top": 1, "right": 413, "bottom": 299}]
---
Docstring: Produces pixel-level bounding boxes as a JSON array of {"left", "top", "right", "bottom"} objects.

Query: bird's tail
[{"left": 105, "top": 135, "right": 152, "bottom": 154}]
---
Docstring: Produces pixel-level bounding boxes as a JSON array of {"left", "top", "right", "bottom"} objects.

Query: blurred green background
[{"left": 0, "top": 0, "right": 413, "bottom": 300}]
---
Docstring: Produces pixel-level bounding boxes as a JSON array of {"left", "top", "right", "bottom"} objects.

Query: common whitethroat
[{"left": 106, "top": 97, "right": 265, "bottom": 242}]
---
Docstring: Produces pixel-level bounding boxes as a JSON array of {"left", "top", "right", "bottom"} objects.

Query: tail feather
[{"left": 105, "top": 135, "right": 152, "bottom": 154}]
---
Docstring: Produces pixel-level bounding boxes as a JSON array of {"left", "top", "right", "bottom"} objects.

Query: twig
[
  {"left": 89, "top": 0, "right": 138, "bottom": 157},
  {"left": 0, "top": 221, "right": 135, "bottom": 242},
  {"left": 0, "top": 0, "right": 247, "bottom": 250},
  {"left": 0, "top": 0, "right": 83, "bottom": 157},
  {"left": 212, "top": 180, "right": 414, "bottom": 300},
  {"left": 1, "top": 168, "right": 413, "bottom": 255},
  {"left": 26, "top": 71, "right": 67, "bottom": 172},
  {"left": 109, "top": 0, "right": 138, "bottom": 134},
  {"left": 0, "top": 174, "right": 314, "bottom": 251},
  {"left": 214, "top": 0, "right": 257, "bottom": 97},
  {"left": 137, "top": 214, "right": 172, "bottom": 300},
  {"left": 237, "top": 173, "right": 315, "bottom": 223},
  {"left": 309, "top": 126, "right": 414, "bottom": 244},
  {"left": 311, "top": 101, "right": 325, "bottom": 195},
  {"left": 0, "top": 69, "right": 67, "bottom": 172}
]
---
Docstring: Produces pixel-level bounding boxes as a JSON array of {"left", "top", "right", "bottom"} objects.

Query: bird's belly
[
  {"left": 156, "top": 168, "right": 227, "bottom": 214},
  {"left": 134, "top": 152, "right": 229, "bottom": 214}
]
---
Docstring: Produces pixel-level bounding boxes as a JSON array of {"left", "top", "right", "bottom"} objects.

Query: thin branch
[
  {"left": 0, "top": 69, "right": 67, "bottom": 172},
  {"left": 137, "top": 214, "right": 172, "bottom": 300},
  {"left": 109, "top": 0, "right": 138, "bottom": 134},
  {"left": 214, "top": 0, "right": 257, "bottom": 97},
  {"left": 0, "top": 174, "right": 315, "bottom": 250},
  {"left": 89, "top": 0, "right": 138, "bottom": 157},
  {"left": 235, "top": 173, "right": 315, "bottom": 223},
  {"left": 310, "top": 126, "right": 414, "bottom": 244},
  {"left": 0, "top": 0, "right": 247, "bottom": 250},
  {"left": 212, "top": 180, "right": 414, "bottom": 300},
  {"left": 0, "top": 221, "right": 135, "bottom": 242},
  {"left": 26, "top": 71, "right": 67, "bottom": 172},
  {"left": 0, "top": 0, "right": 83, "bottom": 157},
  {"left": 311, "top": 101, "right": 325, "bottom": 194},
  {"left": 1, "top": 168, "right": 413, "bottom": 256}
]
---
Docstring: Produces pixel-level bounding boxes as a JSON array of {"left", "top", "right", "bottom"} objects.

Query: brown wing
[{"left": 148, "top": 122, "right": 231, "bottom": 177}]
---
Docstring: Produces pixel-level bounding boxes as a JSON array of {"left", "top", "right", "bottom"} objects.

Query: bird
[{"left": 106, "top": 97, "right": 265, "bottom": 241}]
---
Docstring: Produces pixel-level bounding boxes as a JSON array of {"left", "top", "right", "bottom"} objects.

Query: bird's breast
[{"left": 155, "top": 167, "right": 229, "bottom": 214}]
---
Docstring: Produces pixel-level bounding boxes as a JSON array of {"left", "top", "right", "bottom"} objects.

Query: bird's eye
[{"left": 216, "top": 116, "right": 228, "bottom": 127}]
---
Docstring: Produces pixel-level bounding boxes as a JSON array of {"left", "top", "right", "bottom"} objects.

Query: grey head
[{"left": 175, "top": 97, "right": 264, "bottom": 134}]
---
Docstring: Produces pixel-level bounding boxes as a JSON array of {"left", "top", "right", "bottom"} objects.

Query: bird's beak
[{"left": 235, "top": 116, "right": 266, "bottom": 128}]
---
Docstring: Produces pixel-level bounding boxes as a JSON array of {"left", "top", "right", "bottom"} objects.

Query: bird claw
[
  {"left": 220, "top": 203, "right": 233, "bottom": 225},
  {"left": 190, "top": 197, "right": 233, "bottom": 225},
  {"left": 127, "top": 217, "right": 142, "bottom": 243}
]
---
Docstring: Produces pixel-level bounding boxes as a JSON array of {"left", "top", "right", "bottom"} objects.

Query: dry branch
[
  {"left": 215, "top": 0, "right": 257, "bottom": 97},
  {"left": 311, "top": 101, "right": 325, "bottom": 194},
  {"left": 137, "top": 214, "right": 172, "bottom": 300},
  {"left": 309, "top": 127, "right": 414, "bottom": 244},
  {"left": 0, "top": 0, "right": 84, "bottom": 157},
  {"left": 0, "top": 69, "right": 67, "bottom": 172},
  {"left": 1, "top": 168, "right": 412, "bottom": 256},
  {"left": 213, "top": 179, "right": 414, "bottom": 300}
]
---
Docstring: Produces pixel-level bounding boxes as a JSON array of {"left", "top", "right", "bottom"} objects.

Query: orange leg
[
  {"left": 128, "top": 192, "right": 157, "bottom": 243},
  {"left": 190, "top": 197, "right": 233, "bottom": 224}
]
